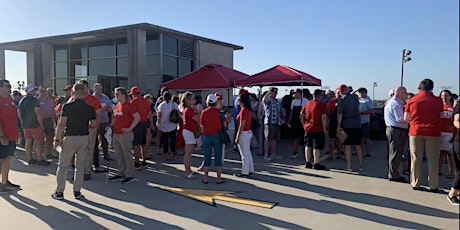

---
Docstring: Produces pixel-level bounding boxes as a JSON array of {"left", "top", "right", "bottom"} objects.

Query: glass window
[
  {"left": 55, "top": 62, "right": 68, "bottom": 78},
  {"left": 117, "top": 39, "right": 128, "bottom": 56},
  {"left": 117, "top": 57, "right": 128, "bottom": 76},
  {"left": 70, "top": 60, "right": 87, "bottom": 77},
  {"left": 88, "top": 40, "right": 115, "bottom": 58},
  {"left": 70, "top": 43, "right": 87, "bottom": 60},
  {"left": 88, "top": 58, "right": 115, "bottom": 76},
  {"left": 146, "top": 34, "right": 159, "bottom": 54},
  {"left": 55, "top": 78, "right": 74, "bottom": 94},
  {"left": 146, "top": 54, "right": 160, "bottom": 74},
  {"left": 146, "top": 74, "right": 161, "bottom": 92},
  {"left": 179, "top": 59, "right": 193, "bottom": 76},
  {"left": 163, "top": 55, "right": 178, "bottom": 76},
  {"left": 55, "top": 48, "right": 67, "bottom": 62},
  {"left": 163, "top": 35, "right": 178, "bottom": 56}
]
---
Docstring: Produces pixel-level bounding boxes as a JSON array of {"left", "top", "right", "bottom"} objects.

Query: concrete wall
[
  {"left": 197, "top": 41, "right": 234, "bottom": 68},
  {"left": 128, "top": 29, "right": 147, "bottom": 92},
  {"left": 41, "top": 42, "right": 53, "bottom": 87}
]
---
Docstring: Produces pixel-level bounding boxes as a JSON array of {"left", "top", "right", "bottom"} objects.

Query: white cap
[
  {"left": 206, "top": 94, "right": 217, "bottom": 103},
  {"left": 25, "top": 85, "right": 37, "bottom": 92},
  {"left": 388, "top": 89, "right": 394, "bottom": 96}
]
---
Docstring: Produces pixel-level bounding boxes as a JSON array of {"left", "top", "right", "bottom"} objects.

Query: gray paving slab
[{"left": 0, "top": 139, "right": 459, "bottom": 229}]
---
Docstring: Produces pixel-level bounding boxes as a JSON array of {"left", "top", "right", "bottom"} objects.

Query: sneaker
[
  {"left": 74, "top": 191, "right": 84, "bottom": 200},
  {"left": 344, "top": 167, "right": 354, "bottom": 172},
  {"left": 0, "top": 184, "right": 11, "bottom": 194},
  {"left": 108, "top": 175, "right": 124, "bottom": 182},
  {"left": 263, "top": 156, "right": 271, "bottom": 161},
  {"left": 313, "top": 163, "right": 326, "bottom": 170},
  {"left": 36, "top": 160, "right": 50, "bottom": 166},
  {"left": 358, "top": 167, "right": 364, "bottom": 171},
  {"left": 291, "top": 152, "right": 298, "bottom": 159},
  {"left": 28, "top": 159, "right": 37, "bottom": 165},
  {"left": 134, "top": 162, "right": 141, "bottom": 170},
  {"left": 51, "top": 191, "right": 64, "bottom": 200},
  {"left": 447, "top": 195, "right": 460, "bottom": 206},
  {"left": 121, "top": 177, "right": 133, "bottom": 184},
  {"left": 5, "top": 181, "right": 21, "bottom": 190},
  {"left": 305, "top": 162, "right": 313, "bottom": 169},
  {"left": 141, "top": 161, "right": 147, "bottom": 168}
]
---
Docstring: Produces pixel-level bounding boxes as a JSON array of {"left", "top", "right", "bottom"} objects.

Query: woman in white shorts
[
  {"left": 181, "top": 92, "right": 200, "bottom": 179},
  {"left": 438, "top": 90, "right": 455, "bottom": 179}
]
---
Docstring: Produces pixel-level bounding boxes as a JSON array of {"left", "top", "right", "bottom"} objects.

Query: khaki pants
[
  {"left": 409, "top": 135, "right": 441, "bottom": 189},
  {"left": 56, "top": 135, "right": 89, "bottom": 193},
  {"left": 84, "top": 128, "right": 98, "bottom": 174},
  {"left": 113, "top": 132, "right": 134, "bottom": 178}
]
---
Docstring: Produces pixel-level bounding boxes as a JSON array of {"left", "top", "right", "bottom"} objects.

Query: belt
[{"left": 389, "top": 126, "right": 408, "bottom": 131}]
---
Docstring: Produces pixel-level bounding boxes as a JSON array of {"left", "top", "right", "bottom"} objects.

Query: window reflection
[
  {"left": 146, "top": 55, "right": 159, "bottom": 74},
  {"left": 163, "top": 35, "right": 178, "bottom": 56},
  {"left": 55, "top": 62, "right": 68, "bottom": 78},
  {"left": 55, "top": 48, "right": 67, "bottom": 62},
  {"left": 89, "top": 59, "right": 115, "bottom": 76},
  {"left": 163, "top": 55, "right": 178, "bottom": 76},
  {"left": 88, "top": 41, "right": 115, "bottom": 58}
]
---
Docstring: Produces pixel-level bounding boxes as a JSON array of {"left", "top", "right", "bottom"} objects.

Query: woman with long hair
[
  {"left": 447, "top": 99, "right": 460, "bottom": 205},
  {"left": 235, "top": 93, "right": 254, "bottom": 177},
  {"left": 157, "top": 92, "right": 179, "bottom": 160},
  {"left": 181, "top": 92, "right": 200, "bottom": 179},
  {"left": 439, "top": 90, "right": 455, "bottom": 179}
]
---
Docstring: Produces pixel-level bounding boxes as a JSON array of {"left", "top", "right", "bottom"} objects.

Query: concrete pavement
[{"left": 0, "top": 139, "right": 459, "bottom": 229}]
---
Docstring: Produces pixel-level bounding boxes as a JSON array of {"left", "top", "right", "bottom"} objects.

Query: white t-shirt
[
  {"left": 290, "top": 98, "right": 308, "bottom": 110},
  {"left": 158, "top": 101, "right": 179, "bottom": 132}
]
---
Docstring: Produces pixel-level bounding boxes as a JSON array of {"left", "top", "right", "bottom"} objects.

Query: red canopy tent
[
  {"left": 160, "top": 63, "right": 249, "bottom": 90},
  {"left": 234, "top": 64, "right": 321, "bottom": 87}
]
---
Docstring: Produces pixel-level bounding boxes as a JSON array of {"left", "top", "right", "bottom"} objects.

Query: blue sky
[{"left": 1, "top": 0, "right": 458, "bottom": 99}]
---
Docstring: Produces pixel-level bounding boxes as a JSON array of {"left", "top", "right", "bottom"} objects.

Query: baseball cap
[
  {"left": 25, "top": 85, "right": 37, "bottom": 92},
  {"left": 269, "top": 86, "right": 278, "bottom": 93},
  {"left": 357, "top": 87, "right": 367, "bottom": 93},
  {"left": 238, "top": 88, "right": 248, "bottom": 95},
  {"left": 337, "top": 84, "right": 348, "bottom": 93},
  {"left": 215, "top": 92, "right": 223, "bottom": 99},
  {"left": 130, "top": 86, "right": 140, "bottom": 95},
  {"left": 63, "top": 85, "right": 73, "bottom": 91},
  {"left": 206, "top": 94, "right": 217, "bottom": 103}
]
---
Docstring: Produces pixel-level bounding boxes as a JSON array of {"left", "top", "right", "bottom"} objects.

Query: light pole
[
  {"left": 372, "top": 82, "right": 377, "bottom": 101},
  {"left": 400, "top": 49, "right": 412, "bottom": 86}
]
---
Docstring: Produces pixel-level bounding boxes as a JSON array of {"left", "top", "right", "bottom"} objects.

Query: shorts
[
  {"left": 43, "top": 118, "right": 55, "bottom": 136},
  {"left": 0, "top": 141, "right": 16, "bottom": 159},
  {"left": 304, "top": 131, "right": 325, "bottom": 150},
  {"left": 440, "top": 132, "right": 453, "bottom": 151},
  {"left": 361, "top": 122, "right": 370, "bottom": 138},
  {"left": 183, "top": 129, "right": 197, "bottom": 145},
  {"left": 342, "top": 128, "right": 361, "bottom": 145},
  {"left": 132, "top": 122, "right": 148, "bottom": 145},
  {"left": 264, "top": 124, "right": 280, "bottom": 141},
  {"left": 24, "top": 127, "right": 44, "bottom": 141}
]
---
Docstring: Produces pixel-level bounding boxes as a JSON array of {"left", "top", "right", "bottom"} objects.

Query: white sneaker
[{"left": 263, "top": 156, "right": 271, "bottom": 161}]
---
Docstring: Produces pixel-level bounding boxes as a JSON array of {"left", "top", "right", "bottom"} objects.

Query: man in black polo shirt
[{"left": 51, "top": 83, "right": 96, "bottom": 200}]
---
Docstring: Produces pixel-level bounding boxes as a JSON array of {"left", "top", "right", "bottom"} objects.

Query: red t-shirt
[
  {"left": 237, "top": 107, "right": 252, "bottom": 131},
  {"left": 405, "top": 91, "right": 443, "bottom": 136},
  {"left": 200, "top": 107, "right": 221, "bottom": 135},
  {"left": 440, "top": 104, "right": 454, "bottom": 133},
  {"left": 82, "top": 94, "right": 102, "bottom": 128},
  {"left": 301, "top": 99, "right": 327, "bottom": 132},
  {"left": 326, "top": 98, "right": 338, "bottom": 115},
  {"left": 112, "top": 101, "right": 136, "bottom": 134},
  {"left": 0, "top": 96, "right": 18, "bottom": 141},
  {"left": 131, "top": 96, "right": 150, "bottom": 122},
  {"left": 183, "top": 107, "right": 199, "bottom": 132}
]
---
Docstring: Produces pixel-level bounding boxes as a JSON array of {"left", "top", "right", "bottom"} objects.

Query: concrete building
[{"left": 0, "top": 23, "right": 243, "bottom": 96}]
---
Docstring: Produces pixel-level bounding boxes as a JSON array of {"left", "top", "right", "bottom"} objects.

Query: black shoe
[
  {"left": 412, "top": 186, "right": 426, "bottom": 191},
  {"left": 74, "top": 191, "right": 84, "bottom": 200},
  {"left": 389, "top": 177, "right": 408, "bottom": 183},
  {"left": 93, "top": 167, "right": 105, "bottom": 173},
  {"left": 364, "top": 153, "right": 371, "bottom": 157},
  {"left": 428, "top": 188, "right": 439, "bottom": 193},
  {"left": 305, "top": 162, "right": 313, "bottom": 169},
  {"left": 28, "top": 159, "right": 37, "bottom": 165},
  {"left": 291, "top": 152, "right": 298, "bottom": 159},
  {"left": 313, "top": 163, "right": 326, "bottom": 170},
  {"left": 141, "top": 161, "right": 147, "bottom": 168},
  {"left": 235, "top": 173, "right": 250, "bottom": 178},
  {"left": 108, "top": 175, "right": 124, "bottom": 182},
  {"left": 122, "top": 177, "right": 133, "bottom": 184},
  {"left": 447, "top": 195, "right": 460, "bottom": 205},
  {"left": 5, "top": 181, "right": 21, "bottom": 190},
  {"left": 0, "top": 184, "right": 11, "bottom": 194},
  {"left": 134, "top": 162, "right": 142, "bottom": 170},
  {"left": 51, "top": 191, "right": 64, "bottom": 200},
  {"left": 37, "top": 160, "right": 50, "bottom": 166}
]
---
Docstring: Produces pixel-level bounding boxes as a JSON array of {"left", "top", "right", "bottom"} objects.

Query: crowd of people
[{"left": 0, "top": 77, "right": 458, "bottom": 206}]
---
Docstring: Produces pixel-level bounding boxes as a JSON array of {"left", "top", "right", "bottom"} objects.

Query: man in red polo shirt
[
  {"left": 404, "top": 78, "right": 443, "bottom": 192},
  {"left": 76, "top": 80, "right": 101, "bottom": 181},
  {"left": 130, "top": 86, "right": 153, "bottom": 169},
  {"left": 0, "top": 80, "right": 21, "bottom": 193},
  {"left": 301, "top": 89, "right": 328, "bottom": 170}
]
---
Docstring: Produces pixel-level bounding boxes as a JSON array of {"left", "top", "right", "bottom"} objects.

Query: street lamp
[
  {"left": 372, "top": 82, "right": 377, "bottom": 101},
  {"left": 400, "top": 49, "right": 412, "bottom": 86}
]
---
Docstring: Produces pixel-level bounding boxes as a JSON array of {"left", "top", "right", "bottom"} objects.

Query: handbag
[
  {"left": 169, "top": 103, "right": 180, "bottom": 123},
  {"left": 219, "top": 126, "right": 231, "bottom": 146},
  {"left": 193, "top": 127, "right": 201, "bottom": 138}
]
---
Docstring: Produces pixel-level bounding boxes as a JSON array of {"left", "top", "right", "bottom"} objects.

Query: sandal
[{"left": 185, "top": 173, "right": 197, "bottom": 179}]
